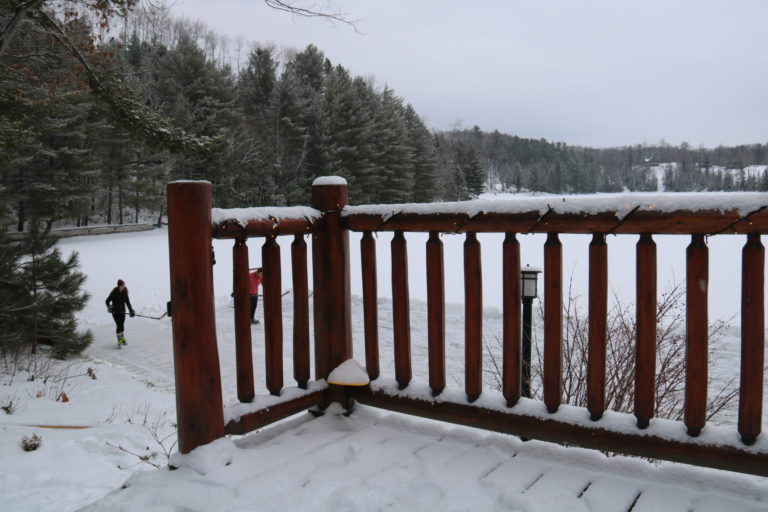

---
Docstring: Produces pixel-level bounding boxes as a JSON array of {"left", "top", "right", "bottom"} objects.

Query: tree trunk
[
  {"left": 16, "top": 200, "right": 24, "bottom": 232},
  {"left": 118, "top": 184, "right": 124, "bottom": 224},
  {"left": 134, "top": 183, "right": 140, "bottom": 224},
  {"left": 106, "top": 182, "right": 113, "bottom": 225}
]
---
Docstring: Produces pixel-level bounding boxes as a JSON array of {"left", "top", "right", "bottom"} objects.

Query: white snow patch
[
  {"left": 344, "top": 191, "right": 768, "bottom": 221},
  {"left": 327, "top": 359, "right": 370, "bottom": 386},
  {"left": 211, "top": 206, "right": 321, "bottom": 226},
  {"left": 369, "top": 379, "right": 768, "bottom": 454},
  {"left": 312, "top": 175, "right": 348, "bottom": 186}
]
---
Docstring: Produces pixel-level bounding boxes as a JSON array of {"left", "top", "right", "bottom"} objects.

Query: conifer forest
[{"left": 3, "top": 4, "right": 768, "bottom": 234}]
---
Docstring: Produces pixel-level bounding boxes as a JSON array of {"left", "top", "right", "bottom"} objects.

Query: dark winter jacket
[{"left": 106, "top": 288, "right": 134, "bottom": 314}]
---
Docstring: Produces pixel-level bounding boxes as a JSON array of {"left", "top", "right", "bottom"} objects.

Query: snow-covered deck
[{"left": 82, "top": 404, "right": 768, "bottom": 512}]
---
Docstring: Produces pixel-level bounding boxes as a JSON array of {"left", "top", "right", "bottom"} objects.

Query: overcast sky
[{"left": 169, "top": 0, "right": 767, "bottom": 149}]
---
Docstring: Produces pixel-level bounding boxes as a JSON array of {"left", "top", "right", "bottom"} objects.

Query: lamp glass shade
[{"left": 521, "top": 268, "right": 541, "bottom": 299}]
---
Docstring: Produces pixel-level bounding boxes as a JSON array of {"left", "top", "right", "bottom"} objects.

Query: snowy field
[{"left": 1, "top": 215, "right": 768, "bottom": 510}]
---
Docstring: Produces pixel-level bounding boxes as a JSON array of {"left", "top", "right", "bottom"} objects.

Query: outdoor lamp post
[{"left": 521, "top": 265, "right": 541, "bottom": 398}]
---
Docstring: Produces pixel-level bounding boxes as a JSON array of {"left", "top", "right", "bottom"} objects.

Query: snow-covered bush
[{"left": 21, "top": 433, "right": 41, "bottom": 452}]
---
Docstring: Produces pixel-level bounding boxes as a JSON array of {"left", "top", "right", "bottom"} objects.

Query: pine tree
[
  {"left": 322, "top": 66, "right": 378, "bottom": 203},
  {"left": 403, "top": 104, "right": 437, "bottom": 202},
  {"left": 370, "top": 87, "right": 412, "bottom": 203},
  {"left": 13, "top": 221, "right": 92, "bottom": 358},
  {"left": 0, "top": 231, "right": 27, "bottom": 355}
]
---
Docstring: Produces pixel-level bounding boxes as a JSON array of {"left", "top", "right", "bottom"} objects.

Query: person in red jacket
[{"left": 249, "top": 267, "right": 263, "bottom": 324}]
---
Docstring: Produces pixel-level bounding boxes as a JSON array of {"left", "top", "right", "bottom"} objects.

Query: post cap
[{"left": 312, "top": 176, "right": 347, "bottom": 186}]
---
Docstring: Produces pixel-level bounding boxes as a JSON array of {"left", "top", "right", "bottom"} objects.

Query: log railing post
[
  {"left": 587, "top": 233, "right": 608, "bottom": 420},
  {"left": 361, "top": 231, "right": 380, "bottom": 380},
  {"left": 635, "top": 233, "right": 657, "bottom": 429},
  {"left": 392, "top": 230, "right": 412, "bottom": 389},
  {"left": 502, "top": 233, "right": 521, "bottom": 406},
  {"left": 292, "top": 234, "right": 310, "bottom": 389},
  {"left": 464, "top": 232, "right": 482, "bottom": 402},
  {"left": 233, "top": 237, "right": 254, "bottom": 402},
  {"left": 543, "top": 232, "right": 563, "bottom": 413},
  {"left": 311, "top": 177, "right": 352, "bottom": 381},
  {"left": 426, "top": 231, "right": 445, "bottom": 395},
  {"left": 685, "top": 234, "right": 708, "bottom": 436},
  {"left": 263, "top": 235, "right": 284, "bottom": 396},
  {"left": 167, "top": 181, "right": 224, "bottom": 454},
  {"left": 739, "top": 233, "right": 764, "bottom": 445}
]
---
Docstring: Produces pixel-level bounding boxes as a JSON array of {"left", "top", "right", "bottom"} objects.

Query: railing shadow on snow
[{"left": 166, "top": 178, "right": 767, "bottom": 477}]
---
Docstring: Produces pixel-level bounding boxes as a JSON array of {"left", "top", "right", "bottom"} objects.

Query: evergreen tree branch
[
  {"left": 32, "top": 8, "right": 219, "bottom": 154},
  {"left": 0, "top": 0, "right": 47, "bottom": 59}
]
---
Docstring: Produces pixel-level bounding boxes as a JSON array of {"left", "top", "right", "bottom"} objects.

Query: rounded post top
[
  {"left": 312, "top": 176, "right": 347, "bottom": 186},
  {"left": 312, "top": 176, "right": 348, "bottom": 211}
]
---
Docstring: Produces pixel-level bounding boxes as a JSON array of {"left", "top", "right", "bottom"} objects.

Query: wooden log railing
[{"left": 167, "top": 178, "right": 767, "bottom": 478}]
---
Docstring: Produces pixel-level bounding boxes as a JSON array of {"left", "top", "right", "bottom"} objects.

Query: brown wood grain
[
  {"left": 543, "top": 232, "right": 562, "bottom": 413},
  {"left": 233, "top": 237, "right": 254, "bottom": 402},
  {"left": 426, "top": 231, "right": 446, "bottom": 395},
  {"left": 685, "top": 234, "right": 708, "bottom": 436},
  {"left": 502, "top": 233, "right": 521, "bottom": 406},
  {"left": 361, "top": 231, "right": 380, "bottom": 380},
  {"left": 739, "top": 233, "right": 765, "bottom": 444},
  {"left": 635, "top": 233, "right": 657, "bottom": 428},
  {"left": 392, "top": 231, "right": 412, "bottom": 389},
  {"left": 167, "top": 181, "right": 225, "bottom": 453},
  {"left": 262, "top": 236, "right": 284, "bottom": 396},
  {"left": 464, "top": 232, "right": 482, "bottom": 402},
  {"left": 311, "top": 183, "right": 353, "bottom": 381},
  {"left": 587, "top": 233, "right": 607, "bottom": 420},
  {"left": 291, "top": 234, "right": 310, "bottom": 389}
]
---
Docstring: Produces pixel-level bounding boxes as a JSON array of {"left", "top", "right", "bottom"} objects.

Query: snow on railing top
[
  {"left": 211, "top": 206, "right": 321, "bottom": 226},
  {"left": 343, "top": 192, "right": 768, "bottom": 222}
]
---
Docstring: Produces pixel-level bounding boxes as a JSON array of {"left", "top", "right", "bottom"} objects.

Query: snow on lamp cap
[
  {"left": 312, "top": 176, "right": 347, "bottom": 186},
  {"left": 327, "top": 359, "right": 370, "bottom": 386}
]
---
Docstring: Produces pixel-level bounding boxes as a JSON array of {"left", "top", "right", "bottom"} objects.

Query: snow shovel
[{"left": 133, "top": 311, "right": 167, "bottom": 320}]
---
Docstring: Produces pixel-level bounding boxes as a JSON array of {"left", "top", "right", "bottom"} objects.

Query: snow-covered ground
[{"left": 2, "top": 217, "right": 767, "bottom": 511}]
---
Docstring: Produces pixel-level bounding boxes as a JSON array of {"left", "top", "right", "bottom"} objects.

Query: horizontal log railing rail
[{"left": 167, "top": 179, "right": 767, "bottom": 477}]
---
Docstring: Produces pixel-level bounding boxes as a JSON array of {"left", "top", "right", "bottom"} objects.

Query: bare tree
[{"left": 484, "top": 281, "right": 739, "bottom": 424}]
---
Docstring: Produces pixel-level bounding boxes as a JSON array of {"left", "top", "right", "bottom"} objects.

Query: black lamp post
[{"left": 521, "top": 264, "right": 541, "bottom": 398}]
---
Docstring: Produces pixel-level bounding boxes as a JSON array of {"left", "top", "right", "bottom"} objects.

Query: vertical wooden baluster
[
  {"left": 167, "top": 181, "right": 224, "bottom": 454},
  {"left": 263, "top": 235, "right": 283, "bottom": 396},
  {"left": 543, "top": 232, "right": 563, "bottom": 413},
  {"left": 292, "top": 234, "right": 310, "bottom": 389},
  {"left": 465, "top": 232, "right": 482, "bottom": 402},
  {"left": 426, "top": 231, "right": 446, "bottom": 395},
  {"left": 311, "top": 229, "right": 329, "bottom": 380},
  {"left": 587, "top": 233, "right": 607, "bottom": 420},
  {"left": 503, "top": 233, "right": 521, "bottom": 406},
  {"left": 635, "top": 233, "right": 657, "bottom": 429},
  {"left": 740, "top": 233, "right": 764, "bottom": 445},
  {"left": 392, "top": 231, "right": 412, "bottom": 389},
  {"left": 685, "top": 234, "right": 709, "bottom": 436},
  {"left": 233, "top": 237, "right": 255, "bottom": 402},
  {"left": 361, "top": 231, "right": 380, "bottom": 380}
]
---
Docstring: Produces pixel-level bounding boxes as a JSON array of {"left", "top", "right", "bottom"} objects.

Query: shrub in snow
[
  {"left": 21, "top": 433, "right": 41, "bottom": 452},
  {"left": 486, "top": 281, "right": 737, "bottom": 423},
  {"left": 2, "top": 397, "right": 21, "bottom": 415}
]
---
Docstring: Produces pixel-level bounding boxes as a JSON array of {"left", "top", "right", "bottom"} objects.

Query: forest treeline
[{"left": 2, "top": 5, "right": 767, "bottom": 234}]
